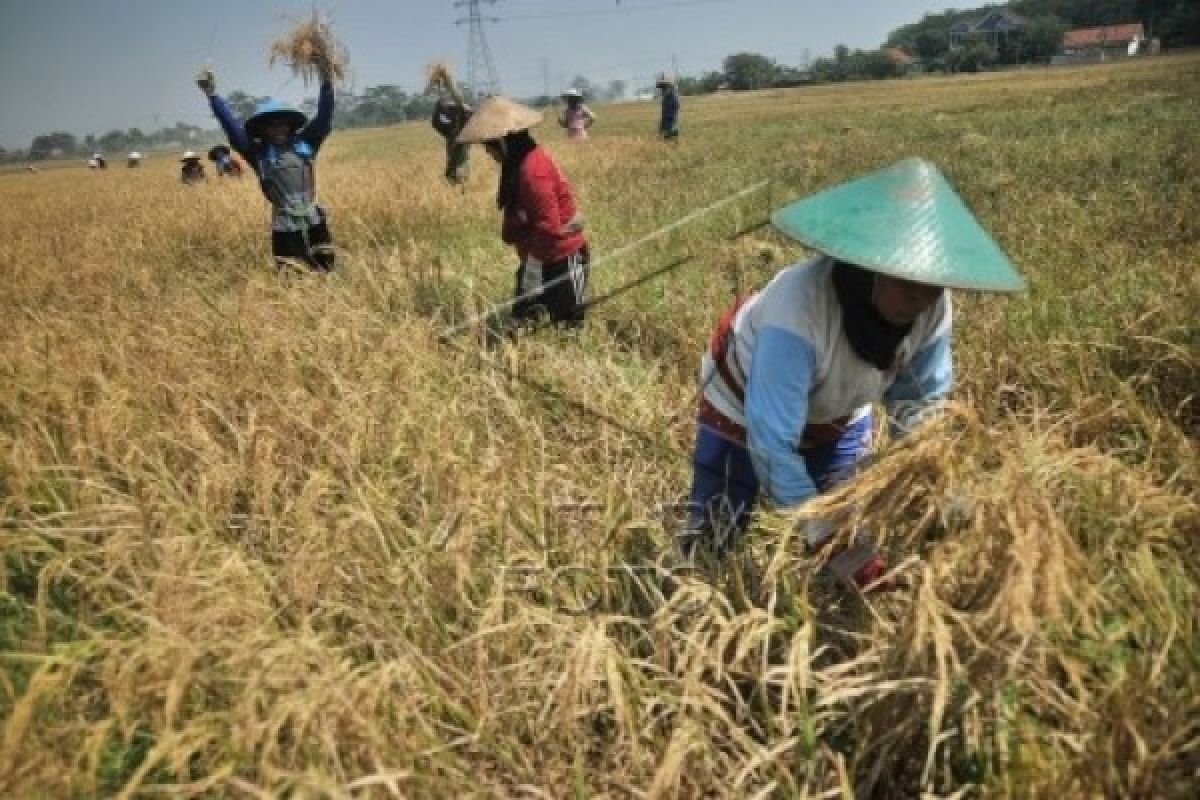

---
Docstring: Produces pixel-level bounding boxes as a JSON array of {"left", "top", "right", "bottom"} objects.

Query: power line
[
  {"left": 454, "top": 0, "right": 503, "bottom": 98},
  {"left": 500, "top": 0, "right": 736, "bottom": 23}
]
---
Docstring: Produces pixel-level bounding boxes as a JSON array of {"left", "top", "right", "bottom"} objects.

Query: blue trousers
[{"left": 684, "top": 412, "right": 873, "bottom": 553}]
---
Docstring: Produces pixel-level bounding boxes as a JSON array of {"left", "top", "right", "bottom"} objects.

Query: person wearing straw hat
[
  {"left": 656, "top": 74, "right": 680, "bottom": 141},
  {"left": 207, "top": 144, "right": 244, "bottom": 178},
  {"left": 196, "top": 64, "right": 336, "bottom": 272},
  {"left": 457, "top": 95, "right": 591, "bottom": 328},
  {"left": 180, "top": 152, "right": 207, "bottom": 184},
  {"left": 682, "top": 158, "right": 1027, "bottom": 588},
  {"left": 558, "top": 88, "right": 596, "bottom": 140}
]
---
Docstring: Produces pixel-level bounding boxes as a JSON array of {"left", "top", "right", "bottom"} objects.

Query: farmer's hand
[
  {"left": 196, "top": 68, "right": 216, "bottom": 96},
  {"left": 561, "top": 213, "right": 586, "bottom": 235}
]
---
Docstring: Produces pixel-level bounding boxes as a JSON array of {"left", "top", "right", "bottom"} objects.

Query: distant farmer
[
  {"left": 656, "top": 74, "right": 680, "bottom": 141},
  {"left": 457, "top": 96, "right": 590, "bottom": 327},
  {"left": 558, "top": 88, "right": 596, "bottom": 140},
  {"left": 180, "top": 152, "right": 207, "bottom": 184},
  {"left": 127, "top": 151, "right": 143, "bottom": 168},
  {"left": 207, "top": 144, "right": 244, "bottom": 177},
  {"left": 426, "top": 62, "right": 472, "bottom": 185},
  {"left": 682, "top": 158, "right": 1027, "bottom": 588},
  {"left": 196, "top": 64, "right": 336, "bottom": 272}
]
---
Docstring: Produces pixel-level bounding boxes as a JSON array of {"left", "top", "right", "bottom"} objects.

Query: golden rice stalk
[
  {"left": 424, "top": 60, "right": 455, "bottom": 94},
  {"left": 268, "top": 12, "right": 348, "bottom": 86}
]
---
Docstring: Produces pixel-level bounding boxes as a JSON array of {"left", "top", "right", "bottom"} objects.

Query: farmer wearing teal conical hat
[
  {"left": 196, "top": 64, "right": 336, "bottom": 272},
  {"left": 683, "top": 158, "right": 1027, "bottom": 588}
]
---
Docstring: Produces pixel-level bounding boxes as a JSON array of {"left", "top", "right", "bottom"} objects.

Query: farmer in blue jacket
[{"left": 197, "top": 66, "right": 336, "bottom": 272}]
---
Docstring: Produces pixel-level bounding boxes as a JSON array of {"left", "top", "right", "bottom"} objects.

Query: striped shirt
[{"left": 700, "top": 255, "right": 953, "bottom": 506}]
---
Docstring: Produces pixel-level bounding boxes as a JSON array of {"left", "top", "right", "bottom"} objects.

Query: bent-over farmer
[
  {"left": 457, "top": 96, "right": 591, "bottom": 328},
  {"left": 180, "top": 152, "right": 207, "bottom": 184},
  {"left": 683, "top": 158, "right": 1027, "bottom": 588}
]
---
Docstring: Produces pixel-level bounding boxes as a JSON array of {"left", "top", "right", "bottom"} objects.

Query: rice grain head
[
  {"left": 424, "top": 60, "right": 455, "bottom": 94},
  {"left": 268, "top": 12, "right": 348, "bottom": 87}
]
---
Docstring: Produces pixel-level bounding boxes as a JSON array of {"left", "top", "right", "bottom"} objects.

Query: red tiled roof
[{"left": 1064, "top": 23, "right": 1145, "bottom": 48}]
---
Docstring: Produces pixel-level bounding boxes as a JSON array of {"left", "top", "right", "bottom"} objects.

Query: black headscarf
[
  {"left": 832, "top": 260, "right": 913, "bottom": 371},
  {"left": 496, "top": 130, "right": 538, "bottom": 211}
]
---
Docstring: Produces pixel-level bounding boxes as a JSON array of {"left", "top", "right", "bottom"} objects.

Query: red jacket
[{"left": 501, "top": 147, "right": 586, "bottom": 263}]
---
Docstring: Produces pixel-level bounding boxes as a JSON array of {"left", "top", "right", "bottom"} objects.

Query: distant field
[{"left": 1, "top": 55, "right": 1197, "bottom": 798}]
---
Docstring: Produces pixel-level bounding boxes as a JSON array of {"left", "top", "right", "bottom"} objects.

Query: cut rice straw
[
  {"left": 268, "top": 12, "right": 348, "bottom": 86},
  {"left": 424, "top": 60, "right": 455, "bottom": 94}
]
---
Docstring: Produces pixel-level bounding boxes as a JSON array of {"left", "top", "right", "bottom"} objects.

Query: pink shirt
[{"left": 563, "top": 106, "right": 591, "bottom": 139}]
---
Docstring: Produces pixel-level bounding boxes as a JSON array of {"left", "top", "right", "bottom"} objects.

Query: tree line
[
  {"left": 663, "top": 0, "right": 1198, "bottom": 95},
  {"left": 886, "top": 0, "right": 1198, "bottom": 72},
  {"left": 8, "top": 123, "right": 213, "bottom": 164},
  {"left": 7, "top": 1, "right": 1195, "bottom": 160}
]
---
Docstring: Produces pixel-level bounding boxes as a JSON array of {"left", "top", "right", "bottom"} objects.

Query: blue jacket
[
  {"left": 209, "top": 82, "right": 333, "bottom": 168},
  {"left": 208, "top": 83, "right": 334, "bottom": 230}
]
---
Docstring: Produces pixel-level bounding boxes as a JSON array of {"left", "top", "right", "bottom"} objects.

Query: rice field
[{"left": 1, "top": 54, "right": 1198, "bottom": 798}]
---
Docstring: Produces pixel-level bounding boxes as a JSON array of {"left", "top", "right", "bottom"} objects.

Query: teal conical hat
[{"left": 771, "top": 158, "right": 1026, "bottom": 292}]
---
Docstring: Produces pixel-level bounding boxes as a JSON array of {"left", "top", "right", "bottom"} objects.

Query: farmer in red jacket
[{"left": 457, "top": 96, "right": 589, "bottom": 327}]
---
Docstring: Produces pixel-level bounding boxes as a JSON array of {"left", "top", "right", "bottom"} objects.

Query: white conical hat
[{"left": 456, "top": 95, "right": 543, "bottom": 143}]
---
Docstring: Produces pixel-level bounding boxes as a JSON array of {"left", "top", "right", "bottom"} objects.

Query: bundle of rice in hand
[
  {"left": 424, "top": 60, "right": 455, "bottom": 94},
  {"left": 268, "top": 12, "right": 348, "bottom": 86}
]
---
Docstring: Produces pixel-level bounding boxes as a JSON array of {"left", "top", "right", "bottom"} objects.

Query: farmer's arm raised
[
  {"left": 745, "top": 327, "right": 821, "bottom": 507},
  {"left": 199, "top": 70, "right": 252, "bottom": 161},
  {"left": 301, "top": 79, "right": 335, "bottom": 151}
]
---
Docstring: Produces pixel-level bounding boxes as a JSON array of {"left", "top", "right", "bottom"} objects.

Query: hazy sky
[{"left": 0, "top": 0, "right": 966, "bottom": 148}]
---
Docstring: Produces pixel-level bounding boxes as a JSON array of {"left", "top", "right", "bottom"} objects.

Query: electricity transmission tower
[{"left": 454, "top": 0, "right": 502, "bottom": 99}]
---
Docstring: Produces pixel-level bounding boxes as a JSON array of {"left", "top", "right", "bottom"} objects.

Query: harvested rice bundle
[
  {"left": 424, "top": 60, "right": 455, "bottom": 94},
  {"left": 268, "top": 12, "right": 348, "bottom": 86}
]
